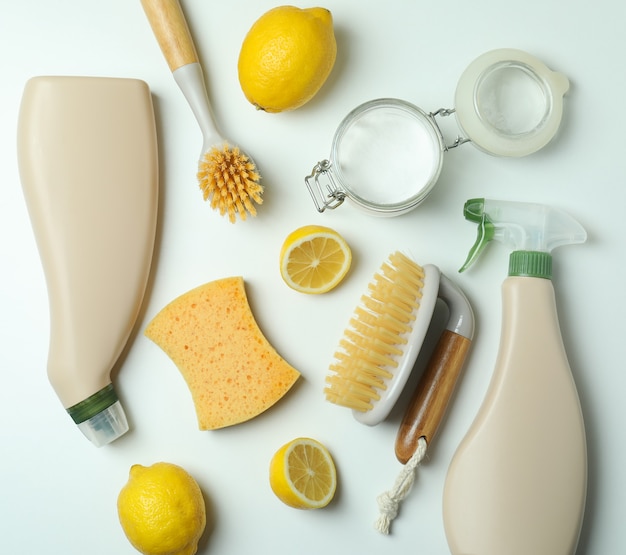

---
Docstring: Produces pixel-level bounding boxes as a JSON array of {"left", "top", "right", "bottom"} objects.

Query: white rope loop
[{"left": 374, "top": 436, "right": 428, "bottom": 534}]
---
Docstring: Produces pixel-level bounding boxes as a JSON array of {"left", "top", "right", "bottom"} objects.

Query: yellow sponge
[{"left": 145, "top": 277, "right": 300, "bottom": 430}]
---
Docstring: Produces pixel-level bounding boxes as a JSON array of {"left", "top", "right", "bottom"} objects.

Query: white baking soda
[{"left": 334, "top": 106, "right": 441, "bottom": 207}]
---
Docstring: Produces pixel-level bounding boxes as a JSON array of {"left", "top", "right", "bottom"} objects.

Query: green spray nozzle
[{"left": 459, "top": 198, "right": 587, "bottom": 278}]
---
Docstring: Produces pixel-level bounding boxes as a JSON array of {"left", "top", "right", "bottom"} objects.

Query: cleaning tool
[
  {"left": 17, "top": 76, "right": 158, "bottom": 446},
  {"left": 141, "top": 0, "right": 262, "bottom": 222},
  {"left": 323, "top": 251, "right": 474, "bottom": 533},
  {"left": 443, "top": 198, "right": 587, "bottom": 555},
  {"left": 144, "top": 277, "right": 300, "bottom": 430}
]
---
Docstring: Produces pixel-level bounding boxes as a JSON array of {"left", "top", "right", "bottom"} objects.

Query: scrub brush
[
  {"left": 324, "top": 251, "right": 474, "bottom": 534},
  {"left": 141, "top": 0, "right": 262, "bottom": 222}
]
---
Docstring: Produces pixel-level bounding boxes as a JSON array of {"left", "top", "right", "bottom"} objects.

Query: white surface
[{"left": 1, "top": 1, "right": 624, "bottom": 553}]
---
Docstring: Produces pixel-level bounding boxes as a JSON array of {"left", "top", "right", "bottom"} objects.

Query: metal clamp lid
[{"left": 305, "top": 159, "right": 346, "bottom": 213}]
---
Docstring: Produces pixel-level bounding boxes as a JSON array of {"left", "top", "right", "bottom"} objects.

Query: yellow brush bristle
[
  {"left": 324, "top": 251, "right": 426, "bottom": 412},
  {"left": 197, "top": 143, "right": 263, "bottom": 223}
]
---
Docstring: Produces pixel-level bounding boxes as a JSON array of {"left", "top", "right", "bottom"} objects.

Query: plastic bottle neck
[{"left": 508, "top": 251, "right": 552, "bottom": 279}]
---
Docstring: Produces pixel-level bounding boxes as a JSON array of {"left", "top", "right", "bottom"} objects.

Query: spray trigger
[
  {"left": 459, "top": 197, "right": 587, "bottom": 277},
  {"left": 459, "top": 213, "right": 495, "bottom": 272}
]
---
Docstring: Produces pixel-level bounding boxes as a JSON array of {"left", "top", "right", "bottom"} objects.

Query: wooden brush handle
[
  {"left": 140, "top": 0, "right": 198, "bottom": 72},
  {"left": 395, "top": 330, "right": 472, "bottom": 464}
]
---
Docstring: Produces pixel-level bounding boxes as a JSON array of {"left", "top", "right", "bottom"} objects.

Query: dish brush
[
  {"left": 324, "top": 251, "right": 474, "bottom": 534},
  {"left": 141, "top": 0, "right": 262, "bottom": 222}
]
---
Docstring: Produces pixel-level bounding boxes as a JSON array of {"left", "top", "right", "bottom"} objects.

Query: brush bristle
[
  {"left": 324, "top": 252, "right": 426, "bottom": 412},
  {"left": 197, "top": 143, "right": 263, "bottom": 223}
]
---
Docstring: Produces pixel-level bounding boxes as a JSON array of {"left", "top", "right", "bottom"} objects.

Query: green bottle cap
[{"left": 508, "top": 251, "right": 552, "bottom": 279}]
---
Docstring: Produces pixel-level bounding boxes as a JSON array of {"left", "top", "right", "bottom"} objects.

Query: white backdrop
[{"left": 1, "top": 1, "right": 624, "bottom": 553}]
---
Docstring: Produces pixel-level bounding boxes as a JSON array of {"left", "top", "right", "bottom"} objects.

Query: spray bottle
[{"left": 442, "top": 198, "right": 587, "bottom": 555}]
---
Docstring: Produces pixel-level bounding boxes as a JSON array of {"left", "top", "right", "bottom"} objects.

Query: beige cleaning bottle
[
  {"left": 443, "top": 198, "right": 587, "bottom": 555},
  {"left": 17, "top": 76, "right": 158, "bottom": 446}
]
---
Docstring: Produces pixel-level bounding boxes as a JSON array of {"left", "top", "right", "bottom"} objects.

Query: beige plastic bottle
[
  {"left": 443, "top": 199, "right": 587, "bottom": 555},
  {"left": 17, "top": 76, "right": 158, "bottom": 446}
]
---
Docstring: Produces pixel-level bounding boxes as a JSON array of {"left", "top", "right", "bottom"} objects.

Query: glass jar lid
[{"left": 454, "top": 48, "right": 569, "bottom": 157}]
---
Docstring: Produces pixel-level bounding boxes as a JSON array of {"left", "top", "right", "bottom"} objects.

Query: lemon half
[
  {"left": 269, "top": 437, "right": 337, "bottom": 509},
  {"left": 117, "top": 462, "right": 206, "bottom": 555},
  {"left": 238, "top": 6, "right": 337, "bottom": 112},
  {"left": 279, "top": 224, "right": 351, "bottom": 294}
]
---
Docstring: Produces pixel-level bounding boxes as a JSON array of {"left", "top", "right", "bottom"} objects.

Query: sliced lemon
[
  {"left": 269, "top": 437, "right": 337, "bottom": 509},
  {"left": 279, "top": 225, "right": 351, "bottom": 294}
]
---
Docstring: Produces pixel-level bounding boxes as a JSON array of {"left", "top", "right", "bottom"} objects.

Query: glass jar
[{"left": 306, "top": 48, "right": 569, "bottom": 217}]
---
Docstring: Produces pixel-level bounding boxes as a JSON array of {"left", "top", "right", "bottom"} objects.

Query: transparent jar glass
[
  {"left": 306, "top": 49, "right": 569, "bottom": 217},
  {"left": 307, "top": 98, "right": 446, "bottom": 216}
]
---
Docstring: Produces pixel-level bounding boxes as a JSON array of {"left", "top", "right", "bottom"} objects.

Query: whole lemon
[
  {"left": 238, "top": 6, "right": 337, "bottom": 113},
  {"left": 117, "top": 462, "right": 206, "bottom": 555}
]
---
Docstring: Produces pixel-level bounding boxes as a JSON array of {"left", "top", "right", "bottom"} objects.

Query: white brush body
[
  {"left": 438, "top": 274, "right": 474, "bottom": 340},
  {"left": 353, "top": 263, "right": 441, "bottom": 426},
  {"left": 173, "top": 62, "right": 223, "bottom": 158}
]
